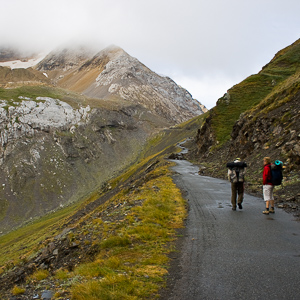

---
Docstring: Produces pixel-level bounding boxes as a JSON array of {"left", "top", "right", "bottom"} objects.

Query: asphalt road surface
[{"left": 164, "top": 160, "right": 300, "bottom": 300}]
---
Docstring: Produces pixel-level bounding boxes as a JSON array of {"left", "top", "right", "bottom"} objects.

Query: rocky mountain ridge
[{"left": 36, "top": 46, "right": 206, "bottom": 123}]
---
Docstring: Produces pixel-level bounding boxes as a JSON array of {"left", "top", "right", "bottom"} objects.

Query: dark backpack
[
  {"left": 226, "top": 161, "right": 247, "bottom": 169},
  {"left": 270, "top": 161, "right": 283, "bottom": 186}
]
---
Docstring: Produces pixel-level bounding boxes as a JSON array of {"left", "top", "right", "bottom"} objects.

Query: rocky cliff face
[
  {"left": 229, "top": 94, "right": 300, "bottom": 166},
  {"left": 0, "top": 95, "right": 158, "bottom": 233}
]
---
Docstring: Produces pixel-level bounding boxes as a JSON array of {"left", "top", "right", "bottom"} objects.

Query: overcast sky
[{"left": 1, "top": 0, "right": 300, "bottom": 109}]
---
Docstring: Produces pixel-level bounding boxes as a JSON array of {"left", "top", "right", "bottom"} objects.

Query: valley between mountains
[{"left": 0, "top": 39, "right": 299, "bottom": 299}]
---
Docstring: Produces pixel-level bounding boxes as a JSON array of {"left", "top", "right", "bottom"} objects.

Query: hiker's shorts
[{"left": 263, "top": 185, "right": 274, "bottom": 201}]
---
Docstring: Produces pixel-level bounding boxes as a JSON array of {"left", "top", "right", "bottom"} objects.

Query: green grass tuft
[{"left": 100, "top": 235, "right": 132, "bottom": 249}]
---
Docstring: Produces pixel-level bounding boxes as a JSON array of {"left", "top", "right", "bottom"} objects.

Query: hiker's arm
[{"left": 228, "top": 169, "right": 232, "bottom": 181}]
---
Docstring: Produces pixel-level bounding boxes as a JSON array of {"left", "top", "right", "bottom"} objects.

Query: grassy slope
[
  {"left": 0, "top": 115, "right": 200, "bottom": 299},
  {"left": 141, "top": 114, "right": 207, "bottom": 159},
  {"left": 71, "top": 162, "right": 186, "bottom": 299},
  {"left": 210, "top": 38, "right": 300, "bottom": 146},
  {"left": 0, "top": 201, "right": 84, "bottom": 266},
  {"left": 0, "top": 85, "right": 123, "bottom": 110},
  {"left": 190, "top": 39, "right": 300, "bottom": 211}
]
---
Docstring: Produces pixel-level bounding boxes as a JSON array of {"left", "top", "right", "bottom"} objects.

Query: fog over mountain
[{"left": 1, "top": 0, "right": 299, "bottom": 108}]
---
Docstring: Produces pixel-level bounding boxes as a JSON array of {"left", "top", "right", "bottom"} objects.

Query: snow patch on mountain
[{"left": 0, "top": 53, "right": 46, "bottom": 69}]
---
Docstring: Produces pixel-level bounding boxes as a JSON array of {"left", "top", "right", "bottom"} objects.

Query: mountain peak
[
  {"left": 96, "top": 44, "right": 125, "bottom": 55},
  {"left": 36, "top": 46, "right": 96, "bottom": 71},
  {"left": 35, "top": 45, "right": 206, "bottom": 123}
]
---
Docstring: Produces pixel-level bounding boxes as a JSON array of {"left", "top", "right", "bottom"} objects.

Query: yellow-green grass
[
  {"left": 0, "top": 85, "right": 73, "bottom": 102},
  {"left": 30, "top": 269, "right": 50, "bottom": 281},
  {"left": 211, "top": 73, "right": 278, "bottom": 146},
  {"left": 141, "top": 112, "right": 207, "bottom": 159},
  {"left": 0, "top": 194, "right": 91, "bottom": 270},
  {"left": 55, "top": 269, "right": 71, "bottom": 280},
  {"left": 0, "top": 115, "right": 191, "bottom": 298},
  {"left": 11, "top": 285, "right": 25, "bottom": 295},
  {"left": 211, "top": 69, "right": 300, "bottom": 149},
  {"left": 247, "top": 70, "right": 300, "bottom": 120},
  {"left": 71, "top": 163, "right": 186, "bottom": 299},
  {"left": 10, "top": 160, "right": 187, "bottom": 299}
]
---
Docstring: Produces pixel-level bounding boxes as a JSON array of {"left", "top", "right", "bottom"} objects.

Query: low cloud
[{"left": 1, "top": 0, "right": 300, "bottom": 108}]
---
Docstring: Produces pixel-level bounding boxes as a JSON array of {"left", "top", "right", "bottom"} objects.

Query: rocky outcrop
[
  {"left": 0, "top": 97, "right": 90, "bottom": 148},
  {"left": 194, "top": 114, "right": 216, "bottom": 156},
  {"left": 84, "top": 47, "right": 205, "bottom": 123},
  {"left": 229, "top": 91, "right": 300, "bottom": 167}
]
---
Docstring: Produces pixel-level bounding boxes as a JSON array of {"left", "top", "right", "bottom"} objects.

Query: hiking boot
[
  {"left": 238, "top": 203, "right": 243, "bottom": 209},
  {"left": 269, "top": 209, "right": 275, "bottom": 213},
  {"left": 262, "top": 210, "right": 269, "bottom": 215}
]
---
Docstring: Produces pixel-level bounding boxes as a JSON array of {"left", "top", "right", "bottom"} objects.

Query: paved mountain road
[{"left": 163, "top": 160, "right": 300, "bottom": 300}]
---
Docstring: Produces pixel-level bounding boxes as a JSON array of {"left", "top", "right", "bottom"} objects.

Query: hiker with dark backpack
[
  {"left": 262, "top": 157, "right": 283, "bottom": 214},
  {"left": 262, "top": 157, "right": 275, "bottom": 214},
  {"left": 227, "top": 158, "right": 247, "bottom": 211}
]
